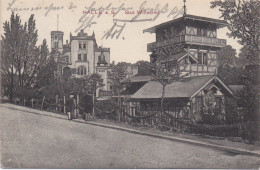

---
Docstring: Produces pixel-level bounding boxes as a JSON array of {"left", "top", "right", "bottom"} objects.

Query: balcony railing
[{"left": 147, "top": 35, "right": 226, "bottom": 52}]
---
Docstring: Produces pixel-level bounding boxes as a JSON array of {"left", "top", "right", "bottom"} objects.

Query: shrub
[
  {"left": 95, "top": 99, "right": 118, "bottom": 121},
  {"left": 192, "top": 124, "right": 240, "bottom": 137}
]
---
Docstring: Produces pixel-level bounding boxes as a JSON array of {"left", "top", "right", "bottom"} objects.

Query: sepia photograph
[{"left": 0, "top": 0, "right": 259, "bottom": 169}]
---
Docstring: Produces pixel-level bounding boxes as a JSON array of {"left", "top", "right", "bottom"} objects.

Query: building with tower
[
  {"left": 122, "top": 8, "right": 234, "bottom": 128},
  {"left": 50, "top": 29, "right": 111, "bottom": 97}
]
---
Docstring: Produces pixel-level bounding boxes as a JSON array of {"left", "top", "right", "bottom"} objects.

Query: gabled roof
[
  {"left": 143, "top": 14, "right": 228, "bottom": 33},
  {"left": 168, "top": 52, "right": 198, "bottom": 63},
  {"left": 131, "top": 75, "right": 233, "bottom": 100}
]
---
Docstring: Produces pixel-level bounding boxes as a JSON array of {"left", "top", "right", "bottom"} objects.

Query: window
[
  {"left": 198, "top": 52, "right": 203, "bottom": 64},
  {"left": 198, "top": 52, "right": 208, "bottom": 65},
  {"left": 215, "top": 97, "right": 222, "bottom": 113},
  {"left": 78, "top": 54, "right": 82, "bottom": 61},
  {"left": 83, "top": 42, "right": 86, "bottom": 49},
  {"left": 203, "top": 54, "right": 208, "bottom": 65},
  {"left": 84, "top": 54, "right": 87, "bottom": 61},
  {"left": 54, "top": 42, "right": 58, "bottom": 49},
  {"left": 196, "top": 96, "right": 203, "bottom": 114},
  {"left": 65, "top": 56, "right": 69, "bottom": 63},
  {"left": 79, "top": 42, "right": 82, "bottom": 49},
  {"left": 77, "top": 66, "right": 86, "bottom": 75},
  {"left": 197, "top": 28, "right": 207, "bottom": 37},
  {"left": 55, "top": 36, "right": 57, "bottom": 40}
]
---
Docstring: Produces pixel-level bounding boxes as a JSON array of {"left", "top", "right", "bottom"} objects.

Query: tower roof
[
  {"left": 143, "top": 14, "right": 228, "bottom": 33},
  {"left": 51, "top": 31, "right": 64, "bottom": 35}
]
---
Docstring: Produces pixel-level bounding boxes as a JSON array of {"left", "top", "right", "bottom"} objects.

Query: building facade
[
  {"left": 51, "top": 29, "right": 111, "bottom": 96},
  {"left": 123, "top": 14, "right": 233, "bottom": 129}
]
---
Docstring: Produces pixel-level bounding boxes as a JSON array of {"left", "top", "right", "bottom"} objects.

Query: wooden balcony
[{"left": 147, "top": 35, "right": 226, "bottom": 52}]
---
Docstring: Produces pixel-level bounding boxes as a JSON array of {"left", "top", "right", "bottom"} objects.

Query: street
[{"left": 0, "top": 106, "right": 259, "bottom": 168}]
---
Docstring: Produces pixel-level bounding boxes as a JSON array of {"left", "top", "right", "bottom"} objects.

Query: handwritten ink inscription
[
  {"left": 6, "top": 0, "right": 183, "bottom": 40},
  {"left": 7, "top": 0, "right": 75, "bottom": 16},
  {"left": 78, "top": 1, "right": 184, "bottom": 39}
]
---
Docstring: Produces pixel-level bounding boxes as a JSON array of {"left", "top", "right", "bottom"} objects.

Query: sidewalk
[{"left": 1, "top": 103, "right": 260, "bottom": 157}]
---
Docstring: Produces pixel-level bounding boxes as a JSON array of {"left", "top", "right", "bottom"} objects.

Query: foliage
[
  {"left": 116, "top": 62, "right": 132, "bottom": 69},
  {"left": 212, "top": 0, "right": 260, "bottom": 124},
  {"left": 149, "top": 45, "right": 186, "bottom": 124},
  {"left": 225, "top": 97, "right": 240, "bottom": 124},
  {"left": 1, "top": 12, "right": 49, "bottom": 103},
  {"left": 107, "top": 65, "right": 126, "bottom": 96},
  {"left": 217, "top": 45, "right": 237, "bottom": 68},
  {"left": 237, "top": 83, "right": 259, "bottom": 121},
  {"left": 211, "top": 0, "right": 260, "bottom": 63},
  {"left": 134, "top": 60, "right": 151, "bottom": 76},
  {"left": 107, "top": 65, "right": 126, "bottom": 120},
  {"left": 95, "top": 99, "right": 118, "bottom": 120},
  {"left": 199, "top": 114, "right": 224, "bottom": 125},
  {"left": 86, "top": 73, "right": 104, "bottom": 117},
  {"left": 217, "top": 45, "right": 244, "bottom": 84},
  {"left": 86, "top": 73, "right": 104, "bottom": 95},
  {"left": 192, "top": 123, "right": 240, "bottom": 137}
]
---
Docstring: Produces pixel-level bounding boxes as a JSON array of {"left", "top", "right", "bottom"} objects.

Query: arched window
[
  {"left": 63, "top": 67, "right": 71, "bottom": 77},
  {"left": 77, "top": 65, "right": 86, "bottom": 75}
]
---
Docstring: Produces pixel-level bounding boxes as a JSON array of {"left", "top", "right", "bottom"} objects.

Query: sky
[{"left": 0, "top": 0, "right": 242, "bottom": 63}]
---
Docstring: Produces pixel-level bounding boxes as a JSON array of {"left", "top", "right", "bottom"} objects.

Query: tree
[
  {"left": 1, "top": 12, "right": 24, "bottom": 102},
  {"left": 211, "top": 0, "right": 260, "bottom": 124},
  {"left": 150, "top": 46, "right": 187, "bottom": 124},
  {"left": 1, "top": 12, "right": 49, "bottom": 103},
  {"left": 107, "top": 65, "right": 126, "bottom": 121},
  {"left": 87, "top": 73, "right": 104, "bottom": 118},
  {"left": 211, "top": 0, "right": 260, "bottom": 63},
  {"left": 217, "top": 45, "right": 243, "bottom": 84},
  {"left": 116, "top": 62, "right": 132, "bottom": 69},
  {"left": 134, "top": 60, "right": 151, "bottom": 76}
]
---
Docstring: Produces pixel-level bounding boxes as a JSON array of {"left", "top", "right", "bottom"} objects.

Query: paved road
[{"left": 1, "top": 106, "right": 259, "bottom": 168}]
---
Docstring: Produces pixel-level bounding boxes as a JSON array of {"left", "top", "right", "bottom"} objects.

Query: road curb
[
  {"left": 77, "top": 120, "right": 260, "bottom": 157},
  {"left": 1, "top": 104, "right": 260, "bottom": 157}
]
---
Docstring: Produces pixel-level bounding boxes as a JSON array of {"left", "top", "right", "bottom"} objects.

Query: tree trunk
[
  {"left": 118, "top": 91, "right": 121, "bottom": 122},
  {"left": 63, "top": 96, "right": 66, "bottom": 114},
  {"left": 41, "top": 96, "right": 45, "bottom": 110},
  {"left": 77, "top": 94, "right": 79, "bottom": 116},
  {"left": 55, "top": 95, "right": 58, "bottom": 111},
  {"left": 160, "top": 85, "right": 166, "bottom": 125},
  {"left": 92, "top": 92, "right": 95, "bottom": 119}
]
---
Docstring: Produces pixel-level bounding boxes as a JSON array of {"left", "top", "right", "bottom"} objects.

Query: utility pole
[{"left": 57, "top": 14, "right": 59, "bottom": 31}]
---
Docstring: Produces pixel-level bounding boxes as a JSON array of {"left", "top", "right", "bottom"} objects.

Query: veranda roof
[
  {"left": 131, "top": 75, "right": 233, "bottom": 100},
  {"left": 144, "top": 14, "right": 228, "bottom": 33}
]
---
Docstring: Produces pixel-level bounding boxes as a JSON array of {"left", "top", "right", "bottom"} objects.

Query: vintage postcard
[{"left": 0, "top": 0, "right": 259, "bottom": 169}]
